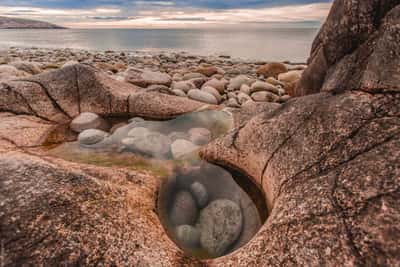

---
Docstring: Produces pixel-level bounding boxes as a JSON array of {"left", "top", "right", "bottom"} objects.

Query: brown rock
[
  {"left": 196, "top": 66, "right": 218, "bottom": 77},
  {"left": 297, "top": 0, "right": 400, "bottom": 96},
  {"left": 256, "top": 63, "right": 288, "bottom": 78}
]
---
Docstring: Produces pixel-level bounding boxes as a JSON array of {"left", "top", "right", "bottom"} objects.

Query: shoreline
[{"left": 0, "top": 46, "right": 307, "bottom": 108}]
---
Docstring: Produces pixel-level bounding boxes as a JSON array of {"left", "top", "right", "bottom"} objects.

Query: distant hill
[{"left": 0, "top": 16, "right": 66, "bottom": 29}]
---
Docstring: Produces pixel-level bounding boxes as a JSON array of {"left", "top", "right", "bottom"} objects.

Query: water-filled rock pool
[{"left": 45, "top": 110, "right": 266, "bottom": 259}]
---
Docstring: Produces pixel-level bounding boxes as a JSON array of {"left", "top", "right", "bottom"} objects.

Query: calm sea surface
[{"left": 0, "top": 28, "right": 319, "bottom": 62}]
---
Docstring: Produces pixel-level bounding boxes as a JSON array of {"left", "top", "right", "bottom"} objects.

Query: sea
[{"left": 0, "top": 27, "right": 320, "bottom": 62}]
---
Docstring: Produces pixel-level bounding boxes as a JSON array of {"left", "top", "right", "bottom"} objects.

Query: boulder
[
  {"left": 190, "top": 182, "right": 209, "bottom": 208},
  {"left": 251, "top": 91, "right": 279, "bottom": 102},
  {"left": 11, "top": 61, "right": 42, "bottom": 75},
  {"left": 121, "top": 132, "right": 171, "bottom": 158},
  {"left": 202, "top": 86, "right": 222, "bottom": 103},
  {"left": 175, "top": 225, "right": 200, "bottom": 247},
  {"left": 188, "top": 89, "right": 218, "bottom": 105},
  {"left": 172, "top": 89, "right": 187, "bottom": 97},
  {"left": 202, "top": 78, "right": 227, "bottom": 93},
  {"left": 70, "top": 112, "right": 110, "bottom": 133},
  {"left": 296, "top": 0, "right": 400, "bottom": 96},
  {"left": 78, "top": 129, "right": 108, "bottom": 146},
  {"left": 227, "top": 75, "right": 254, "bottom": 91},
  {"left": 170, "top": 190, "right": 198, "bottom": 225},
  {"left": 198, "top": 199, "right": 243, "bottom": 257},
  {"left": 172, "top": 81, "right": 195, "bottom": 93},
  {"left": 125, "top": 68, "right": 172, "bottom": 87},
  {"left": 170, "top": 139, "right": 199, "bottom": 159},
  {"left": 196, "top": 66, "right": 218, "bottom": 77},
  {"left": 168, "top": 132, "right": 190, "bottom": 142},
  {"left": 183, "top": 72, "right": 206, "bottom": 80},
  {"left": 256, "top": 62, "right": 288, "bottom": 78},
  {"left": 278, "top": 70, "right": 303, "bottom": 84},
  {"left": 189, "top": 128, "right": 212, "bottom": 145},
  {"left": 250, "top": 81, "right": 280, "bottom": 94}
]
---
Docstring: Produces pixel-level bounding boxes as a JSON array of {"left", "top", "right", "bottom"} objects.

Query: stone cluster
[
  {"left": 73, "top": 112, "right": 214, "bottom": 160},
  {"left": 0, "top": 47, "right": 306, "bottom": 107},
  {"left": 170, "top": 182, "right": 244, "bottom": 257}
]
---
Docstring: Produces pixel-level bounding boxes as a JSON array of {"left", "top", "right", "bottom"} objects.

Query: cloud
[{"left": 0, "top": 1, "right": 332, "bottom": 28}]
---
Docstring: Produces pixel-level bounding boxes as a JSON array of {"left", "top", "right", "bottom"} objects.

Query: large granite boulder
[{"left": 296, "top": 0, "right": 400, "bottom": 96}]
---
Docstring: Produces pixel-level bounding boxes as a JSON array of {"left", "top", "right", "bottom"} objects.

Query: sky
[{"left": 0, "top": 0, "right": 333, "bottom": 28}]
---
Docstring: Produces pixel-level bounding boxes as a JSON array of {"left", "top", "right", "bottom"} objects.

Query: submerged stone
[
  {"left": 190, "top": 182, "right": 209, "bottom": 208},
  {"left": 170, "top": 190, "right": 198, "bottom": 226},
  {"left": 175, "top": 225, "right": 200, "bottom": 247},
  {"left": 198, "top": 199, "right": 243, "bottom": 257},
  {"left": 78, "top": 129, "right": 108, "bottom": 146}
]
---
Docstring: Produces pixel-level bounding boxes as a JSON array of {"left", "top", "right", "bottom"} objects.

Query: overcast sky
[{"left": 0, "top": 0, "right": 333, "bottom": 28}]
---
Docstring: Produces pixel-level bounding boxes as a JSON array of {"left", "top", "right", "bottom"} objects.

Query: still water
[
  {"left": 0, "top": 27, "right": 319, "bottom": 62},
  {"left": 46, "top": 110, "right": 266, "bottom": 258}
]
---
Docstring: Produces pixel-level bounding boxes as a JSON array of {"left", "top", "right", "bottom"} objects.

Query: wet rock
[
  {"left": 128, "top": 117, "right": 145, "bottom": 124},
  {"left": 190, "top": 182, "right": 209, "bottom": 208},
  {"left": 121, "top": 132, "right": 171, "bottom": 158},
  {"left": 171, "top": 139, "right": 199, "bottom": 159},
  {"left": 256, "top": 62, "right": 288, "bottom": 78},
  {"left": 176, "top": 225, "right": 200, "bottom": 247},
  {"left": 250, "top": 81, "right": 280, "bottom": 94},
  {"left": 189, "top": 128, "right": 212, "bottom": 145},
  {"left": 168, "top": 131, "right": 190, "bottom": 142},
  {"left": 188, "top": 89, "right": 218, "bottom": 105},
  {"left": 251, "top": 91, "right": 279, "bottom": 102},
  {"left": 170, "top": 190, "right": 198, "bottom": 225},
  {"left": 70, "top": 112, "right": 110, "bottom": 133},
  {"left": 125, "top": 67, "right": 172, "bottom": 87},
  {"left": 127, "top": 127, "right": 150, "bottom": 138},
  {"left": 78, "top": 129, "right": 108, "bottom": 146},
  {"left": 198, "top": 199, "right": 243, "bottom": 257}
]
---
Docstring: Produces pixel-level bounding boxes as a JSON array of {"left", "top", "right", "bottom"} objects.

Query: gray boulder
[
  {"left": 189, "top": 128, "right": 212, "bottom": 145},
  {"left": 70, "top": 112, "right": 110, "bottom": 133},
  {"left": 175, "top": 225, "right": 200, "bottom": 247},
  {"left": 190, "top": 182, "right": 209, "bottom": 208},
  {"left": 121, "top": 132, "right": 171, "bottom": 158},
  {"left": 170, "top": 139, "right": 199, "bottom": 159},
  {"left": 78, "top": 129, "right": 108, "bottom": 146},
  {"left": 170, "top": 190, "right": 198, "bottom": 225},
  {"left": 198, "top": 199, "right": 243, "bottom": 257}
]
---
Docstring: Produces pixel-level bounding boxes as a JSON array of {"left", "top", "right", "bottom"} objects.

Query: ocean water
[{"left": 0, "top": 27, "right": 319, "bottom": 62}]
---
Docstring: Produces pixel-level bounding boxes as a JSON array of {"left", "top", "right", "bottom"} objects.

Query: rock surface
[{"left": 296, "top": 0, "right": 400, "bottom": 96}]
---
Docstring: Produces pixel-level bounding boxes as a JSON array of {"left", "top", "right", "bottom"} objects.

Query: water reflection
[{"left": 46, "top": 110, "right": 265, "bottom": 259}]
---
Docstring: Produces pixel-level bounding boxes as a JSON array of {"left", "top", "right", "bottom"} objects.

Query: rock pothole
[{"left": 43, "top": 109, "right": 268, "bottom": 259}]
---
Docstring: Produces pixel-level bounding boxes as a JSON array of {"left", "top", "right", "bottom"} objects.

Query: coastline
[{"left": 0, "top": 46, "right": 307, "bottom": 108}]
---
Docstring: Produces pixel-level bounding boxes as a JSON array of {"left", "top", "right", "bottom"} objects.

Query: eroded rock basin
[{"left": 44, "top": 110, "right": 267, "bottom": 259}]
